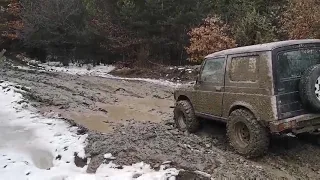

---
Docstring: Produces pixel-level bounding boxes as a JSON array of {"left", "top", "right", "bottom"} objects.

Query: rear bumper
[{"left": 269, "top": 114, "right": 320, "bottom": 134}]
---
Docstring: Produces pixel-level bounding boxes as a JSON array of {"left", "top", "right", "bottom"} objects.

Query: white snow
[
  {"left": 39, "top": 63, "right": 116, "bottom": 77},
  {"left": 70, "top": 162, "right": 178, "bottom": 180},
  {"left": 0, "top": 81, "right": 179, "bottom": 180},
  {"left": 106, "top": 76, "right": 181, "bottom": 88},
  {"left": 0, "top": 81, "right": 87, "bottom": 179},
  {"left": 103, "top": 153, "right": 116, "bottom": 160},
  {"left": 13, "top": 65, "right": 47, "bottom": 73},
  {"left": 9, "top": 55, "right": 185, "bottom": 87},
  {"left": 39, "top": 63, "right": 182, "bottom": 88}
]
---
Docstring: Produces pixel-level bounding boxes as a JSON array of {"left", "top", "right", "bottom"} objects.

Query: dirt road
[{"left": 1, "top": 64, "right": 320, "bottom": 179}]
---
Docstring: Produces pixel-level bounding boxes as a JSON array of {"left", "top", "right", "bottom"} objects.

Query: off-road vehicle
[{"left": 173, "top": 39, "right": 320, "bottom": 157}]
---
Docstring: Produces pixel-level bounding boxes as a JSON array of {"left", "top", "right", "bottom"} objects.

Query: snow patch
[
  {"left": 0, "top": 81, "right": 179, "bottom": 179},
  {"left": 105, "top": 76, "right": 182, "bottom": 88},
  {"left": 39, "top": 64, "right": 182, "bottom": 87},
  {"left": 39, "top": 64, "right": 116, "bottom": 76},
  {"left": 0, "top": 81, "right": 87, "bottom": 179},
  {"left": 68, "top": 162, "right": 178, "bottom": 180},
  {"left": 103, "top": 153, "right": 116, "bottom": 160}
]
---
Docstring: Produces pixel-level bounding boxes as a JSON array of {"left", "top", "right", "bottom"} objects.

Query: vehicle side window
[
  {"left": 229, "top": 55, "right": 258, "bottom": 82},
  {"left": 200, "top": 57, "right": 225, "bottom": 83}
]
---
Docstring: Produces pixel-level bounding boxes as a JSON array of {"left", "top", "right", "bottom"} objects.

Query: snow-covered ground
[
  {"left": 39, "top": 63, "right": 116, "bottom": 77},
  {"left": 0, "top": 81, "right": 179, "bottom": 180},
  {"left": 40, "top": 63, "right": 182, "bottom": 88},
  {"left": 14, "top": 62, "right": 183, "bottom": 88}
]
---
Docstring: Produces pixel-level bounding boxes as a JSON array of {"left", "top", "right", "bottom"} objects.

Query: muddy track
[{"left": 1, "top": 65, "right": 320, "bottom": 179}]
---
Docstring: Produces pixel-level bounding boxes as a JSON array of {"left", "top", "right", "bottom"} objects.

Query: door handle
[{"left": 215, "top": 86, "right": 222, "bottom": 92}]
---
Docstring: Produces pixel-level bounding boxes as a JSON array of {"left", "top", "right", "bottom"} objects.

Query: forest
[{"left": 0, "top": 0, "right": 319, "bottom": 66}]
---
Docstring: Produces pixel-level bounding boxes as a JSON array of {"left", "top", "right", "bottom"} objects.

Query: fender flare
[{"left": 228, "top": 101, "right": 259, "bottom": 121}]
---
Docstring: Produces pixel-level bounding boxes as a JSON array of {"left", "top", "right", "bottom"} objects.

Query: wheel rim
[
  {"left": 315, "top": 76, "right": 320, "bottom": 100},
  {"left": 177, "top": 111, "right": 187, "bottom": 130},
  {"left": 234, "top": 121, "right": 250, "bottom": 147}
]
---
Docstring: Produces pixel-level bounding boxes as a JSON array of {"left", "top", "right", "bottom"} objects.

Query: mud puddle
[{"left": 54, "top": 96, "right": 172, "bottom": 133}]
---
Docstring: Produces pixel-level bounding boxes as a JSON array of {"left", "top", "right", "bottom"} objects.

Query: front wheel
[
  {"left": 227, "top": 109, "right": 270, "bottom": 158},
  {"left": 174, "top": 100, "right": 200, "bottom": 133}
]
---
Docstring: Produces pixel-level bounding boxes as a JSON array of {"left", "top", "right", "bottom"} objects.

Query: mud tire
[
  {"left": 227, "top": 109, "right": 269, "bottom": 158},
  {"left": 300, "top": 64, "right": 320, "bottom": 112},
  {"left": 174, "top": 100, "right": 200, "bottom": 133}
]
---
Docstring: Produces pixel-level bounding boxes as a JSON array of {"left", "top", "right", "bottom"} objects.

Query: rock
[
  {"left": 22, "top": 104, "right": 28, "bottom": 108},
  {"left": 74, "top": 153, "right": 87, "bottom": 168},
  {"left": 77, "top": 126, "right": 88, "bottom": 135},
  {"left": 86, "top": 155, "right": 104, "bottom": 173},
  {"left": 55, "top": 155, "right": 62, "bottom": 160},
  {"left": 104, "top": 153, "right": 116, "bottom": 160},
  {"left": 176, "top": 171, "right": 211, "bottom": 180},
  {"left": 86, "top": 64, "right": 93, "bottom": 71},
  {"left": 132, "top": 173, "right": 142, "bottom": 178},
  {"left": 162, "top": 161, "right": 172, "bottom": 165},
  {"left": 154, "top": 163, "right": 160, "bottom": 168},
  {"left": 98, "top": 108, "right": 108, "bottom": 114}
]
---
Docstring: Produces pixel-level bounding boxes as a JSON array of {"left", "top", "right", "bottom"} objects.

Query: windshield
[{"left": 277, "top": 48, "right": 320, "bottom": 79}]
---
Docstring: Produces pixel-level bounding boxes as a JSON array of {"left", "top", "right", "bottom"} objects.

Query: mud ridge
[{"left": 85, "top": 121, "right": 272, "bottom": 179}]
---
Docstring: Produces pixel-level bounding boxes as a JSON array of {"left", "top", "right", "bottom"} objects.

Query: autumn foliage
[
  {"left": 282, "top": 0, "right": 320, "bottom": 39},
  {"left": 2, "top": 0, "right": 22, "bottom": 40},
  {"left": 186, "top": 17, "right": 236, "bottom": 62},
  {"left": 0, "top": 0, "right": 319, "bottom": 65}
]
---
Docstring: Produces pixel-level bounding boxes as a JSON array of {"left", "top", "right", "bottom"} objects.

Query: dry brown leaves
[
  {"left": 1, "top": 0, "right": 22, "bottom": 40},
  {"left": 282, "top": 0, "right": 320, "bottom": 39},
  {"left": 186, "top": 16, "right": 236, "bottom": 62}
]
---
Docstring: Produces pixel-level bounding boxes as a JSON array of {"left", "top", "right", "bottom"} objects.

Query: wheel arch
[
  {"left": 177, "top": 95, "right": 191, "bottom": 102},
  {"left": 228, "top": 102, "right": 259, "bottom": 121}
]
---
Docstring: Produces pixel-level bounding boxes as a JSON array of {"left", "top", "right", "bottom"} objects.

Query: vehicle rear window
[{"left": 277, "top": 48, "right": 320, "bottom": 79}]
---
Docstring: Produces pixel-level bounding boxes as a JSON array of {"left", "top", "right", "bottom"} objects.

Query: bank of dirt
[
  {"left": 109, "top": 64, "right": 200, "bottom": 83},
  {"left": 1, "top": 62, "right": 320, "bottom": 179}
]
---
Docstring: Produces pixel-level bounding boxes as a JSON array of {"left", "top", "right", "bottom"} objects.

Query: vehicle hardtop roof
[{"left": 205, "top": 39, "right": 320, "bottom": 58}]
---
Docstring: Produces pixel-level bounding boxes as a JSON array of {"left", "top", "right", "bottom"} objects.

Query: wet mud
[
  {"left": 0, "top": 66, "right": 174, "bottom": 133},
  {"left": 1, "top": 65, "right": 320, "bottom": 179}
]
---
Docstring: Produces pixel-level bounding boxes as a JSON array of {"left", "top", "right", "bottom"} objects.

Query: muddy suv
[{"left": 173, "top": 39, "right": 320, "bottom": 157}]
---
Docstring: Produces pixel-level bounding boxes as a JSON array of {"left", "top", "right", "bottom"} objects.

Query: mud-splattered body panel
[
  {"left": 222, "top": 51, "right": 276, "bottom": 121},
  {"left": 175, "top": 51, "right": 276, "bottom": 122}
]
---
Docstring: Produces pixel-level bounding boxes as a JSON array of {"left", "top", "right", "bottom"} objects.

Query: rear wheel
[
  {"left": 227, "top": 109, "right": 269, "bottom": 158},
  {"left": 174, "top": 100, "right": 200, "bottom": 133}
]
